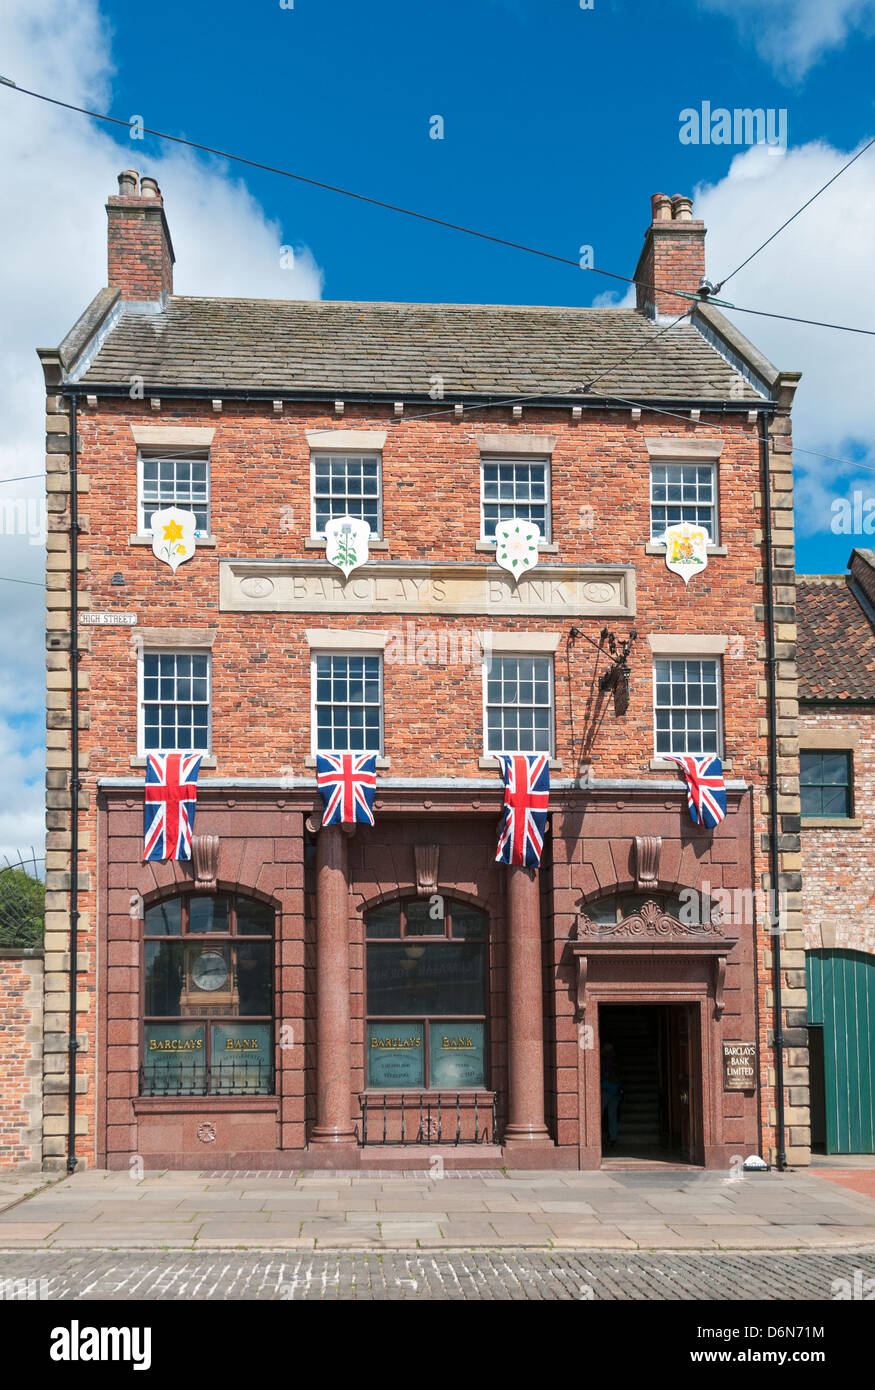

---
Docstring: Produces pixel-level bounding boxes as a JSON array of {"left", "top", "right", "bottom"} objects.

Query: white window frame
[
  {"left": 310, "top": 649, "right": 385, "bottom": 758},
  {"left": 309, "top": 452, "right": 383, "bottom": 539},
  {"left": 479, "top": 456, "right": 551, "bottom": 543},
  {"left": 137, "top": 451, "right": 211, "bottom": 536},
  {"left": 651, "top": 656, "right": 723, "bottom": 759},
  {"left": 649, "top": 459, "right": 718, "bottom": 544},
  {"left": 482, "top": 653, "right": 554, "bottom": 757},
  {"left": 137, "top": 648, "right": 213, "bottom": 758}
]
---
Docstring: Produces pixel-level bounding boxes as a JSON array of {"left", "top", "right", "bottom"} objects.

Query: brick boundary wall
[{"left": 0, "top": 949, "right": 44, "bottom": 1170}]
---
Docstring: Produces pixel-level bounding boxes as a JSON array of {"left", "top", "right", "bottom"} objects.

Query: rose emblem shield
[
  {"left": 663, "top": 522, "right": 709, "bottom": 584},
  {"left": 325, "top": 515, "right": 370, "bottom": 579},
  {"left": 150, "top": 506, "right": 196, "bottom": 573},
  {"left": 495, "top": 519, "right": 540, "bottom": 579}
]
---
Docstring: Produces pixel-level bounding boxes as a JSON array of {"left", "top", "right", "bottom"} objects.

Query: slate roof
[
  {"left": 797, "top": 575, "right": 875, "bottom": 700},
  {"left": 72, "top": 296, "right": 769, "bottom": 400}
]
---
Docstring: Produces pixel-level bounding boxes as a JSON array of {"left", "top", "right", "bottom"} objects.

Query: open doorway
[{"left": 598, "top": 1003, "right": 701, "bottom": 1165}]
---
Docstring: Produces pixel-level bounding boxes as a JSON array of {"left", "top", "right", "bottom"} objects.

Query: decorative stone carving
[
  {"left": 634, "top": 834, "right": 661, "bottom": 890},
  {"left": 570, "top": 897, "right": 736, "bottom": 1022},
  {"left": 574, "top": 953, "right": 589, "bottom": 1024},
  {"left": 191, "top": 834, "right": 219, "bottom": 891},
  {"left": 577, "top": 898, "right": 725, "bottom": 940},
  {"left": 414, "top": 844, "right": 439, "bottom": 895},
  {"left": 240, "top": 575, "right": 275, "bottom": 599}
]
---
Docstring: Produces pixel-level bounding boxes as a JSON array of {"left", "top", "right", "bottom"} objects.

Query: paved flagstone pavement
[{"left": 1, "top": 1166, "right": 874, "bottom": 1251}]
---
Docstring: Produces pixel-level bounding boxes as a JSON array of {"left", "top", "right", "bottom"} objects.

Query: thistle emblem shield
[
  {"left": 494, "top": 519, "right": 540, "bottom": 580},
  {"left": 150, "top": 506, "right": 196, "bottom": 573},
  {"left": 325, "top": 515, "right": 370, "bottom": 579},
  {"left": 663, "top": 522, "right": 709, "bottom": 584}
]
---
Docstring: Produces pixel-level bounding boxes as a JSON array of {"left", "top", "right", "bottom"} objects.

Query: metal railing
[
  {"left": 139, "top": 1058, "right": 274, "bottom": 1096},
  {"left": 359, "top": 1091, "right": 497, "bottom": 1146},
  {"left": 0, "top": 851, "right": 46, "bottom": 948}
]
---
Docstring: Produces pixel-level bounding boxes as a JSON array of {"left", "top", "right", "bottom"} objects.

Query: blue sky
[
  {"left": 1, "top": 0, "right": 874, "bottom": 856},
  {"left": 104, "top": 0, "right": 869, "bottom": 310}
]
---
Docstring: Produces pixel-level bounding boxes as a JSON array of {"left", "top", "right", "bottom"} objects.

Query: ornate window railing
[
  {"left": 138, "top": 1058, "right": 274, "bottom": 1097},
  {"left": 359, "top": 1091, "right": 497, "bottom": 1146}
]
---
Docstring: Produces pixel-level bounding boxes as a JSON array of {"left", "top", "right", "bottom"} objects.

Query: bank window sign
[
  {"left": 367, "top": 1022, "right": 425, "bottom": 1088},
  {"left": 429, "top": 1022, "right": 485, "bottom": 1089},
  {"left": 364, "top": 898, "right": 489, "bottom": 1091}
]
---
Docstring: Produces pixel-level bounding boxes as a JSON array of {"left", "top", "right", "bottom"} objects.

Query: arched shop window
[
  {"left": 364, "top": 898, "right": 488, "bottom": 1091},
  {"left": 142, "top": 893, "right": 274, "bottom": 1096}
]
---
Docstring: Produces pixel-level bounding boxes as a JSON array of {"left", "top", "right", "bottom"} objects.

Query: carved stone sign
[
  {"left": 722, "top": 1041, "right": 756, "bottom": 1090},
  {"left": 219, "top": 560, "right": 636, "bottom": 618}
]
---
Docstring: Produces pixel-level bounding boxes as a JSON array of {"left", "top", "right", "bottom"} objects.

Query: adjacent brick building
[
  {"left": 799, "top": 549, "right": 875, "bottom": 1152},
  {"left": 34, "top": 174, "right": 809, "bottom": 1171}
]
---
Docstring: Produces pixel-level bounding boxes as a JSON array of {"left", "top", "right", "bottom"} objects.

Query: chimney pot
[
  {"left": 118, "top": 169, "right": 139, "bottom": 197},
  {"left": 139, "top": 176, "right": 161, "bottom": 200},
  {"left": 671, "top": 195, "right": 694, "bottom": 222},
  {"left": 651, "top": 193, "right": 672, "bottom": 222}
]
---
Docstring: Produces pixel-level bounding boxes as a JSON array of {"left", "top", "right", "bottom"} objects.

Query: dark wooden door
[{"left": 667, "top": 1005, "right": 697, "bottom": 1161}]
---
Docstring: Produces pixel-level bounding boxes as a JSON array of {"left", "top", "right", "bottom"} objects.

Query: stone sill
[
  {"left": 650, "top": 757, "right": 733, "bottom": 772},
  {"left": 645, "top": 543, "right": 727, "bottom": 556},
  {"left": 479, "top": 756, "right": 562, "bottom": 770},
  {"left": 130, "top": 755, "right": 217, "bottom": 769},
  {"left": 304, "top": 536, "right": 389, "bottom": 550},
  {"left": 0, "top": 947, "right": 44, "bottom": 959},
  {"left": 801, "top": 817, "right": 862, "bottom": 829},
  {"left": 129, "top": 535, "right": 217, "bottom": 547},
  {"left": 361, "top": 1090, "right": 495, "bottom": 1101},
  {"left": 474, "top": 540, "right": 559, "bottom": 554},
  {"left": 134, "top": 1096, "right": 279, "bottom": 1113},
  {"left": 304, "top": 756, "right": 390, "bottom": 769}
]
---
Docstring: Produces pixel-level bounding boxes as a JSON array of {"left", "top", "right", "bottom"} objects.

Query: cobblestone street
[{"left": 1, "top": 1247, "right": 873, "bottom": 1300}]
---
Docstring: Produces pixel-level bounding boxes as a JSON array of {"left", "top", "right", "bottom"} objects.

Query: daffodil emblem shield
[
  {"left": 150, "top": 506, "right": 196, "bottom": 573},
  {"left": 663, "top": 521, "right": 709, "bottom": 584},
  {"left": 325, "top": 515, "right": 370, "bottom": 579},
  {"left": 494, "top": 519, "right": 540, "bottom": 580}
]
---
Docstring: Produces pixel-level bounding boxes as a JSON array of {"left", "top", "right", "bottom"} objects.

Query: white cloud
[
  {"left": 0, "top": 0, "right": 324, "bottom": 860},
  {"left": 698, "top": 0, "right": 875, "bottom": 81},
  {"left": 692, "top": 142, "right": 875, "bottom": 545}
]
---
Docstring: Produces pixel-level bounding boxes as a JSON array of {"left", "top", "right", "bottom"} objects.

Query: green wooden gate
[{"left": 807, "top": 950, "right": 875, "bottom": 1154}]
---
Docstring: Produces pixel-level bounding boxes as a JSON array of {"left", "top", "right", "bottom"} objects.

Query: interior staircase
[{"left": 601, "top": 1006, "right": 662, "bottom": 1148}]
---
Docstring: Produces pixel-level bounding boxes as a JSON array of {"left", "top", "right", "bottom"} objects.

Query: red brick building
[
  {"left": 35, "top": 174, "right": 808, "bottom": 1171},
  {"left": 799, "top": 550, "right": 875, "bottom": 1153}
]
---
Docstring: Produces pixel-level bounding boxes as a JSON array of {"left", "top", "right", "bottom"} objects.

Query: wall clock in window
[{"left": 192, "top": 950, "right": 229, "bottom": 992}]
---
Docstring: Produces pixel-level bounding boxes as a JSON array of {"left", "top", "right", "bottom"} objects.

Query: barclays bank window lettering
[
  {"left": 142, "top": 892, "right": 274, "bottom": 1096},
  {"left": 365, "top": 899, "right": 488, "bottom": 1090}
]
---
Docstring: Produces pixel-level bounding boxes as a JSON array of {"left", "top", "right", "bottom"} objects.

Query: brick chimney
[
  {"left": 106, "top": 169, "right": 175, "bottom": 304},
  {"left": 634, "top": 192, "right": 706, "bottom": 321}
]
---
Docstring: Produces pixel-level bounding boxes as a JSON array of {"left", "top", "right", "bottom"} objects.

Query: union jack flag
[
  {"left": 143, "top": 752, "right": 202, "bottom": 862},
  {"left": 495, "top": 754, "right": 550, "bottom": 868},
  {"left": 316, "top": 752, "right": 377, "bottom": 826},
  {"left": 667, "top": 753, "right": 727, "bottom": 829}
]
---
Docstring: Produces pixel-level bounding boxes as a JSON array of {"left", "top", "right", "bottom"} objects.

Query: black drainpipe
[
  {"left": 66, "top": 393, "right": 80, "bottom": 1173},
  {"left": 759, "top": 409, "right": 787, "bottom": 1172}
]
